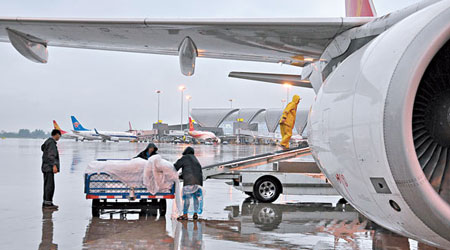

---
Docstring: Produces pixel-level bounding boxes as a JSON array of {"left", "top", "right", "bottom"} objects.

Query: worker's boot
[
  {"left": 43, "top": 202, "right": 59, "bottom": 210},
  {"left": 177, "top": 214, "right": 188, "bottom": 220}
]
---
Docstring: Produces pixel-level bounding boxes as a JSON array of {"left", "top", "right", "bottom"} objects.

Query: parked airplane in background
[
  {"left": 127, "top": 121, "right": 157, "bottom": 140},
  {"left": 2, "top": 0, "right": 450, "bottom": 247},
  {"left": 70, "top": 116, "right": 100, "bottom": 141},
  {"left": 188, "top": 117, "right": 220, "bottom": 143},
  {"left": 71, "top": 116, "right": 137, "bottom": 142},
  {"left": 53, "top": 120, "right": 82, "bottom": 141}
]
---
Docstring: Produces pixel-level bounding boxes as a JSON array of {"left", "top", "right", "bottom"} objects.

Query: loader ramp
[{"left": 203, "top": 146, "right": 311, "bottom": 179}]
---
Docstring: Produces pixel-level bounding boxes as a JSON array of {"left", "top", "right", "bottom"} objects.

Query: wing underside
[{"left": 0, "top": 17, "right": 372, "bottom": 66}]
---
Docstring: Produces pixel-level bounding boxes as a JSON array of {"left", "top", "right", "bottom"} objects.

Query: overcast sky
[{"left": 0, "top": 0, "right": 420, "bottom": 131}]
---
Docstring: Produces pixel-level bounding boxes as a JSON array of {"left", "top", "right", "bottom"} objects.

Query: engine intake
[{"left": 413, "top": 40, "right": 450, "bottom": 203}]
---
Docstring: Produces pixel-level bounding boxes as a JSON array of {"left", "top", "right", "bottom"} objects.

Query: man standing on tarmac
[
  {"left": 41, "top": 129, "right": 61, "bottom": 209},
  {"left": 279, "top": 95, "right": 301, "bottom": 150}
]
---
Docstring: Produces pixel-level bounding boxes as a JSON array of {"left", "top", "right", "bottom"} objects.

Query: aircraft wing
[
  {"left": 0, "top": 17, "right": 372, "bottom": 70},
  {"left": 94, "top": 128, "right": 111, "bottom": 141}
]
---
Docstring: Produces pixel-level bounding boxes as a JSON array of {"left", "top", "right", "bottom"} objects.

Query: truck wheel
[
  {"left": 252, "top": 204, "right": 282, "bottom": 230},
  {"left": 253, "top": 177, "right": 281, "bottom": 203},
  {"left": 92, "top": 199, "right": 100, "bottom": 217},
  {"left": 159, "top": 199, "right": 167, "bottom": 216}
]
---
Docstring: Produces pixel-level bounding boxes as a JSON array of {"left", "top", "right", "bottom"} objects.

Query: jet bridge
[{"left": 202, "top": 146, "right": 311, "bottom": 180}]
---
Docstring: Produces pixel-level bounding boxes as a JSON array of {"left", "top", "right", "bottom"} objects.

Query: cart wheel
[
  {"left": 338, "top": 198, "right": 348, "bottom": 204},
  {"left": 253, "top": 177, "right": 281, "bottom": 203},
  {"left": 92, "top": 199, "right": 100, "bottom": 217},
  {"left": 245, "top": 192, "right": 254, "bottom": 198},
  {"left": 141, "top": 207, "right": 158, "bottom": 216},
  {"left": 159, "top": 199, "right": 167, "bottom": 216},
  {"left": 140, "top": 208, "right": 152, "bottom": 216}
]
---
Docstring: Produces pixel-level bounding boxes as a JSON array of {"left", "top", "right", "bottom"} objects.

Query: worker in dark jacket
[
  {"left": 41, "top": 129, "right": 61, "bottom": 209},
  {"left": 135, "top": 143, "right": 158, "bottom": 160},
  {"left": 174, "top": 147, "right": 203, "bottom": 220}
]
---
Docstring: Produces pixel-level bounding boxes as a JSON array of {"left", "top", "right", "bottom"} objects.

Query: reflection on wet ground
[
  {"left": 80, "top": 200, "right": 430, "bottom": 250},
  {"left": 39, "top": 208, "right": 58, "bottom": 250},
  {"left": 0, "top": 139, "right": 439, "bottom": 249},
  {"left": 84, "top": 214, "right": 173, "bottom": 249}
]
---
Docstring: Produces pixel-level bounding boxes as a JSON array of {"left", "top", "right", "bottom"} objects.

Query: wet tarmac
[{"left": 0, "top": 139, "right": 438, "bottom": 249}]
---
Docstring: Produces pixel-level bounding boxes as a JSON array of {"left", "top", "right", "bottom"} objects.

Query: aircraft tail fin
[
  {"left": 129, "top": 121, "right": 133, "bottom": 131},
  {"left": 53, "top": 120, "right": 67, "bottom": 134},
  {"left": 71, "top": 116, "right": 89, "bottom": 131},
  {"left": 345, "top": 0, "right": 377, "bottom": 17},
  {"left": 189, "top": 117, "right": 195, "bottom": 132}
]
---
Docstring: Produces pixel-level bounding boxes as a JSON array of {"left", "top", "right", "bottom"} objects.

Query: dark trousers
[{"left": 43, "top": 172, "right": 55, "bottom": 204}]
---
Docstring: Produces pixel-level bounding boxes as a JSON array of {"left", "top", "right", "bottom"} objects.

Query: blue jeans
[{"left": 183, "top": 188, "right": 202, "bottom": 214}]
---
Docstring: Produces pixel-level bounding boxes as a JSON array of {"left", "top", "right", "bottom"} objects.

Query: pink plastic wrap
[
  {"left": 86, "top": 155, "right": 179, "bottom": 195},
  {"left": 143, "top": 155, "right": 179, "bottom": 194},
  {"left": 86, "top": 158, "right": 146, "bottom": 188}
]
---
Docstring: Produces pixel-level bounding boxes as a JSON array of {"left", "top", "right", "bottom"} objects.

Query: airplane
[
  {"left": 0, "top": 0, "right": 449, "bottom": 247},
  {"left": 52, "top": 120, "right": 82, "bottom": 141},
  {"left": 70, "top": 116, "right": 101, "bottom": 141},
  {"left": 127, "top": 121, "right": 157, "bottom": 140},
  {"left": 188, "top": 117, "right": 220, "bottom": 143},
  {"left": 71, "top": 116, "right": 138, "bottom": 142}
]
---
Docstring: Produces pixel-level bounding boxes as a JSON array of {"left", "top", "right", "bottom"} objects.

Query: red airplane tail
[
  {"left": 128, "top": 121, "right": 133, "bottom": 131},
  {"left": 345, "top": 0, "right": 376, "bottom": 17},
  {"left": 53, "top": 120, "right": 67, "bottom": 134},
  {"left": 189, "top": 117, "right": 195, "bottom": 132}
]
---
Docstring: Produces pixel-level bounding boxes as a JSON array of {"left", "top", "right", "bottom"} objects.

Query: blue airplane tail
[{"left": 71, "top": 116, "right": 89, "bottom": 131}]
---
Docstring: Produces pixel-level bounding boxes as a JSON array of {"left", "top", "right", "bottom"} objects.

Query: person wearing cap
[{"left": 280, "top": 95, "right": 301, "bottom": 150}]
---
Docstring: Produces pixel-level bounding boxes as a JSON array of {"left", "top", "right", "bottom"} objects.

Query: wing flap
[{"left": 228, "top": 71, "right": 312, "bottom": 88}]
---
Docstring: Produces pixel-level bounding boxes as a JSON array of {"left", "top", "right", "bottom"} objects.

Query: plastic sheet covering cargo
[{"left": 86, "top": 155, "right": 179, "bottom": 194}]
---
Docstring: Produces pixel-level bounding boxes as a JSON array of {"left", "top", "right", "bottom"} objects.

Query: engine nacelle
[{"left": 309, "top": 1, "right": 450, "bottom": 248}]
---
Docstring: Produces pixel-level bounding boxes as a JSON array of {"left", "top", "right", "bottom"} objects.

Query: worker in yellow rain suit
[{"left": 279, "top": 95, "right": 301, "bottom": 149}]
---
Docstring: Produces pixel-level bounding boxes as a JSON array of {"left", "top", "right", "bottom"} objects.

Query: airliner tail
[
  {"left": 345, "top": 0, "right": 376, "bottom": 17},
  {"left": 71, "top": 116, "right": 89, "bottom": 131},
  {"left": 189, "top": 117, "right": 195, "bottom": 132},
  {"left": 53, "top": 120, "right": 67, "bottom": 134}
]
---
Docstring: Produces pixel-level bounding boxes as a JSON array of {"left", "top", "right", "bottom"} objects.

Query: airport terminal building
[
  {"left": 190, "top": 107, "right": 309, "bottom": 136},
  {"left": 161, "top": 107, "right": 309, "bottom": 144},
  {"left": 153, "top": 107, "right": 310, "bottom": 143}
]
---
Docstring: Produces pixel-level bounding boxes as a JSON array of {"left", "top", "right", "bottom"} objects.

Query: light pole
[
  {"left": 179, "top": 85, "right": 186, "bottom": 131},
  {"left": 283, "top": 83, "right": 292, "bottom": 102},
  {"left": 229, "top": 99, "right": 233, "bottom": 108},
  {"left": 186, "top": 95, "right": 192, "bottom": 124},
  {"left": 156, "top": 90, "right": 161, "bottom": 124},
  {"left": 281, "top": 99, "right": 286, "bottom": 108}
]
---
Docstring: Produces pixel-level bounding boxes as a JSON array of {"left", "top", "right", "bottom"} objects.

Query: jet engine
[{"left": 308, "top": 1, "right": 450, "bottom": 247}]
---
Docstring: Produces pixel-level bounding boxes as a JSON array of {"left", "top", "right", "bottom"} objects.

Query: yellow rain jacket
[{"left": 280, "top": 95, "right": 300, "bottom": 148}]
